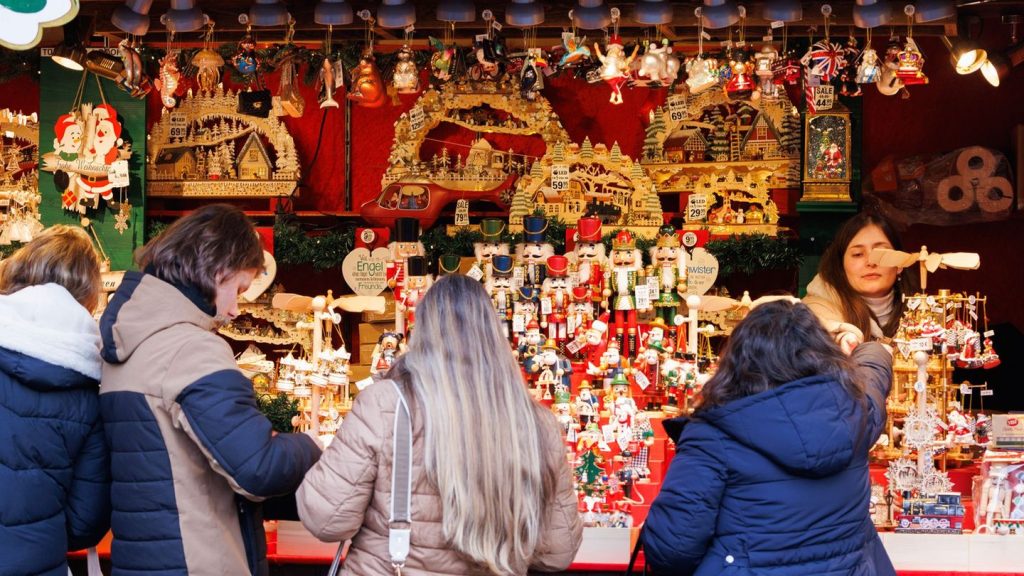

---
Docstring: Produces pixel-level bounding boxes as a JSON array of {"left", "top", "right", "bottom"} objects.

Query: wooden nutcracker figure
[
  {"left": 608, "top": 372, "right": 638, "bottom": 450},
  {"left": 574, "top": 379, "right": 601, "bottom": 428},
  {"left": 621, "top": 411, "right": 655, "bottom": 486},
  {"left": 524, "top": 338, "right": 573, "bottom": 401},
  {"left": 552, "top": 388, "right": 579, "bottom": 446},
  {"left": 569, "top": 216, "right": 608, "bottom": 312},
  {"left": 517, "top": 318, "right": 544, "bottom": 362},
  {"left": 604, "top": 230, "right": 647, "bottom": 358},
  {"left": 370, "top": 331, "right": 406, "bottom": 375},
  {"left": 567, "top": 286, "right": 596, "bottom": 344},
  {"left": 398, "top": 256, "right": 431, "bottom": 337},
  {"left": 437, "top": 253, "right": 462, "bottom": 276},
  {"left": 471, "top": 218, "right": 509, "bottom": 282},
  {"left": 647, "top": 224, "right": 687, "bottom": 326},
  {"left": 485, "top": 254, "right": 516, "bottom": 340},
  {"left": 515, "top": 215, "right": 553, "bottom": 289},
  {"left": 387, "top": 217, "right": 425, "bottom": 336},
  {"left": 588, "top": 335, "right": 626, "bottom": 391},
  {"left": 514, "top": 285, "right": 541, "bottom": 342},
  {"left": 541, "top": 255, "right": 572, "bottom": 345}
]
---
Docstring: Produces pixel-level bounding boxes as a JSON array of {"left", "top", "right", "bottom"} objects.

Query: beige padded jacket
[{"left": 297, "top": 379, "right": 583, "bottom": 575}]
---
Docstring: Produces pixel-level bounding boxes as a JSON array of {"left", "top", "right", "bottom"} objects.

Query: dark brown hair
[
  {"left": 136, "top": 204, "right": 263, "bottom": 303},
  {"left": 818, "top": 211, "right": 917, "bottom": 338},
  {"left": 0, "top": 225, "right": 102, "bottom": 312},
  {"left": 697, "top": 300, "right": 861, "bottom": 411}
]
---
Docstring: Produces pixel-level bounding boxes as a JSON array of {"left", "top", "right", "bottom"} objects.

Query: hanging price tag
[
  {"left": 540, "top": 297, "right": 553, "bottom": 315},
  {"left": 961, "top": 383, "right": 972, "bottom": 395},
  {"left": 512, "top": 313, "right": 526, "bottom": 333},
  {"left": 909, "top": 338, "right": 932, "bottom": 352},
  {"left": 980, "top": 389, "right": 994, "bottom": 397},
  {"left": 168, "top": 112, "right": 187, "bottom": 140},
  {"left": 550, "top": 164, "right": 570, "bottom": 192},
  {"left": 565, "top": 338, "right": 582, "bottom": 355},
  {"left": 466, "top": 263, "right": 484, "bottom": 281},
  {"left": 813, "top": 85, "right": 835, "bottom": 111},
  {"left": 984, "top": 330, "right": 995, "bottom": 338},
  {"left": 409, "top": 105, "right": 425, "bottom": 133},
  {"left": 667, "top": 94, "right": 687, "bottom": 123},
  {"left": 635, "top": 284, "right": 651, "bottom": 310},
  {"left": 454, "top": 198, "right": 470, "bottom": 226},
  {"left": 686, "top": 194, "right": 709, "bottom": 222},
  {"left": 109, "top": 160, "right": 130, "bottom": 187},
  {"left": 647, "top": 276, "right": 660, "bottom": 300},
  {"left": 356, "top": 377, "right": 374, "bottom": 391},
  {"left": 634, "top": 370, "right": 651, "bottom": 391},
  {"left": 512, "top": 266, "right": 525, "bottom": 288}
]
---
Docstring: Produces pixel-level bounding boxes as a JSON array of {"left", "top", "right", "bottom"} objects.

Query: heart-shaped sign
[
  {"left": 342, "top": 247, "right": 391, "bottom": 296},
  {"left": 685, "top": 247, "right": 719, "bottom": 296},
  {"left": 241, "top": 250, "right": 277, "bottom": 302}
]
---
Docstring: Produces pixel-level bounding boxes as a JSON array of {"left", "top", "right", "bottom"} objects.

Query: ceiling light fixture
[{"left": 112, "top": 0, "right": 154, "bottom": 35}]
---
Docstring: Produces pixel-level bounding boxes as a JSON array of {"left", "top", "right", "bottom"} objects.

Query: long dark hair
[
  {"left": 818, "top": 211, "right": 917, "bottom": 338},
  {"left": 698, "top": 300, "right": 861, "bottom": 411}
]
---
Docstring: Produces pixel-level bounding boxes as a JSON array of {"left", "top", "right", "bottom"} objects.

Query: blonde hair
[
  {"left": 389, "top": 275, "right": 558, "bottom": 575},
  {"left": 0, "top": 225, "right": 102, "bottom": 311}
]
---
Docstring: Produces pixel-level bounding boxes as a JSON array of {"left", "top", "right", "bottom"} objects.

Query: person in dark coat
[
  {"left": 0, "top": 225, "right": 110, "bottom": 576},
  {"left": 642, "top": 298, "right": 896, "bottom": 576}
]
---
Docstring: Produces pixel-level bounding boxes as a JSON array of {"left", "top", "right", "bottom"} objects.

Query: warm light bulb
[{"left": 980, "top": 61, "right": 1000, "bottom": 86}]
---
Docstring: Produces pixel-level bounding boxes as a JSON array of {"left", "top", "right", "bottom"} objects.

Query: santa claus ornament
[
  {"left": 76, "top": 104, "right": 130, "bottom": 211},
  {"left": 594, "top": 32, "right": 638, "bottom": 105}
]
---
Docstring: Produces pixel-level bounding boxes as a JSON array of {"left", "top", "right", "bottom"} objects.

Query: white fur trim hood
[{"left": 0, "top": 283, "right": 102, "bottom": 380}]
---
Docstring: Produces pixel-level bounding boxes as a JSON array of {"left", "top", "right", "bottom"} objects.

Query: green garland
[
  {"left": 256, "top": 392, "right": 299, "bottom": 433},
  {"left": 705, "top": 233, "right": 803, "bottom": 275},
  {"left": 273, "top": 216, "right": 354, "bottom": 271},
  {"left": 0, "top": 241, "right": 24, "bottom": 260}
]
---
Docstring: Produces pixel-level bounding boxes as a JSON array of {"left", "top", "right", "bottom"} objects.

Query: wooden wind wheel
[{"left": 868, "top": 246, "right": 980, "bottom": 291}]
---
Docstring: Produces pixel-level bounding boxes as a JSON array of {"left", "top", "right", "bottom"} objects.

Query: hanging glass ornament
[{"left": 392, "top": 45, "right": 420, "bottom": 93}]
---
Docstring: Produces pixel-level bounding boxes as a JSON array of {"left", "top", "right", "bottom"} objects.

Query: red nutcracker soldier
[
  {"left": 569, "top": 216, "right": 608, "bottom": 312},
  {"left": 647, "top": 224, "right": 687, "bottom": 326},
  {"left": 399, "top": 256, "right": 431, "bottom": 337},
  {"left": 567, "top": 286, "right": 596, "bottom": 344},
  {"left": 515, "top": 215, "right": 554, "bottom": 289},
  {"left": 604, "top": 230, "right": 647, "bottom": 359},
  {"left": 485, "top": 254, "right": 516, "bottom": 341},
  {"left": 541, "top": 255, "right": 572, "bottom": 345},
  {"left": 471, "top": 218, "right": 509, "bottom": 283},
  {"left": 386, "top": 218, "right": 425, "bottom": 337}
]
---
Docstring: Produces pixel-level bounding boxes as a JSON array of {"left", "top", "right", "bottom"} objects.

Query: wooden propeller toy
[{"left": 869, "top": 246, "right": 979, "bottom": 291}]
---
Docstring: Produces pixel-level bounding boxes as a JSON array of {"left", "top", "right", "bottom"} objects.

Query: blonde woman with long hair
[{"left": 298, "top": 274, "right": 583, "bottom": 575}]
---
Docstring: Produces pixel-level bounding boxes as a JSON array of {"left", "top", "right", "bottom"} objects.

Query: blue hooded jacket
[
  {"left": 643, "top": 342, "right": 896, "bottom": 576},
  {"left": 0, "top": 284, "right": 110, "bottom": 576}
]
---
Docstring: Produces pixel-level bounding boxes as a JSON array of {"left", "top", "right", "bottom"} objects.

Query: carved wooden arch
[{"left": 383, "top": 84, "right": 571, "bottom": 185}]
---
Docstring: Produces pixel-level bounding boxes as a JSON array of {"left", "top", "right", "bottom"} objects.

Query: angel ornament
[{"left": 594, "top": 35, "right": 638, "bottom": 105}]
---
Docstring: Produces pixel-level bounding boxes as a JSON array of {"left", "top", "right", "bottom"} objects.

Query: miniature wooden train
[{"left": 895, "top": 492, "right": 965, "bottom": 534}]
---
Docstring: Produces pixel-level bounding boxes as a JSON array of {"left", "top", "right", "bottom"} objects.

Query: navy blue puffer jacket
[
  {"left": 0, "top": 284, "right": 110, "bottom": 576},
  {"left": 643, "top": 342, "right": 896, "bottom": 576}
]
